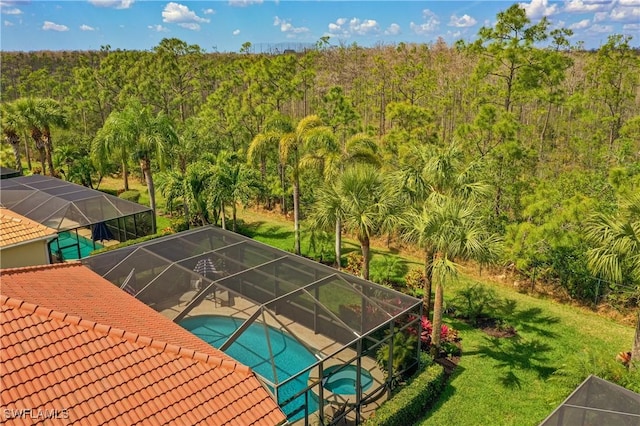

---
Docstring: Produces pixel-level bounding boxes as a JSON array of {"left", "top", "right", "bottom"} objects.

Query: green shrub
[
  {"left": 364, "top": 364, "right": 446, "bottom": 426},
  {"left": 119, "top": 190, "right": 141, "bottom": 203},
  {"left": 89, "top": 231, "right": 172, "bottom": 255},
  {"left": 98, "top": 188, "right": 119, "bottom": 196},
  {"left": 376, "top": 330, "right": 419, "bottom": 381},
  {"left": 344, "top": 251, "right": 363, "bottom": 276},
  {"left": 170, "top": 217, "right": 189, "bottom": 232},
  {"left": 452, "top": 284, "right": 499, "bottom": 325}
]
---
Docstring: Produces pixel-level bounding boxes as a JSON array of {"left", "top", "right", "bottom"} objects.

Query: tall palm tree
[
  {"left": 14, "top": 98, "right": 47, "bottom": 174},
  {"left": 11, "top": 98, "right": 67, "bottom": 176},
  {"left": 92, "top": 107, "right": 135, "bottom": 191},
  {"left": 1, "top": 101, "right": 24, "bottom": 173},
  {"left": 37, "top": 98, "right": 68, "bottom": 177},
  {"left": 303, "top": 133, "right": 380, "bottom": 268},
  {"left": 424, "top": 196, "right": 500, "bottom": 351},
  {"left": 249, "top": 113, "right": 331, "bottom": 255},
  {"left": 93, "top": 101, "right": 177, "bottom": 231},
  {"left": 586, "top": 194, "right": 640, "bottom": 363},
  {"left": 398, "top": 142, "right": 489, "bottom": 314},
  {"left": 312, "top": 164, "right": 397, "bottom": 280}
]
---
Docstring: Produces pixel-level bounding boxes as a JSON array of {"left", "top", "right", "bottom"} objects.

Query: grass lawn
[
  {"left": 88, "top": 179, "right": 635, "bottom": 425},
  {"left": 235, "top": 207, "right": 634, "bottom": 426}
]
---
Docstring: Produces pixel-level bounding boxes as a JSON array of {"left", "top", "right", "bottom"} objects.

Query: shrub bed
[
  {"left": 119, "top": 190, "right": 141, "bottom": 203},
  {"left": 89, "top": 231, "right": 171, "bottom": 255},
  {"left": 364, "top": 363, "right": 446, "bottom": 426}
]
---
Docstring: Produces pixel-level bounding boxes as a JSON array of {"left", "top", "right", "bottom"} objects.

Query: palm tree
[
  {"left": 249, "top": 113, "right": 331, "bottom": 255},
  {"left": 11, "top": 98, "right": 67, "bottom": 176},
  {"left": 92, "top": 107, "right": 135, "bottom": 191},
  {"left": 1, "top": 101, "right": 24, "bottom": 173},
  {"left": 586, "top": 194, "right": 640, "bottom": 363},
  {"left": 14, "top": 98, "right": 47, "bottom": 174},
  {"left": 398, "top": 142, "right": 489, "bottom": 314},
  {"left": 313, "top": 164, "right": 397, "bottom": 280},
  {"left": 423, "top": 196, "right": 500, "bottom": 351},
  {"left": 37, "top": 98, "right": 68, "bottom": 177},
  {"left": 302, "top": 133, "right": 380, "bottom": 268},
  {"left": 208, "top": 150, "right": 261, "bottom": 232},
  {"left": 93, "top": 101, "right": 177, "bottom": 231}
]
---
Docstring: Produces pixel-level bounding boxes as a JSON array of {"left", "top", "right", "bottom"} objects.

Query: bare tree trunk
[
  {"left": 122, "top": 160, "right": 129, "bottom": 191},
  {"left": 632, "top": 309, "right": 640, "bottom": 364},
  {"left": 43, "top": 133, "right": 56, "bottom": 177},
  {"left": 293, "top": 180, "right": 301, "bottom": 255},
  {"left": 141, "top": 158, "right": 157, "bottom": 233},
  {"left": 423, "top": 248, "right": 434, "bottom": 318},
  {"left": 360, "top": 235, "right": 370, "bottom": 281},
  {"left": 431, "top": 282, "right": 444, "bottom": 355},
  {"left": 335, "top": 218, "right": 342, "bottom": 269},
  {"left": 220, "top": 201, "right": 227, "bottom": 230}
]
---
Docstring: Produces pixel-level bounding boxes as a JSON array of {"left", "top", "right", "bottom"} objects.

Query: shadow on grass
[{"left": 467, "top": 335, "right": 557, "bottom": 387}]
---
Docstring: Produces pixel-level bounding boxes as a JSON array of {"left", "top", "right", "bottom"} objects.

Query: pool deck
[{"left": 158, "top": 290, "right": 388, "bottom": 424}]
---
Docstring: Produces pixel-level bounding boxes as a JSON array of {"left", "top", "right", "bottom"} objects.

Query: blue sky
[{"left": 1, "top": 0, "right": 638, "bottom": 52}]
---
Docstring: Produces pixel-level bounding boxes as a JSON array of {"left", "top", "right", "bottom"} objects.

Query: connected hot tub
[{"left": 322, "top": 364, "right": 374, "bottom": 395}]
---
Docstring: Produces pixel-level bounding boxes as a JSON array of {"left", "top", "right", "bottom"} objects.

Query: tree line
[{"left": 1, "top": 5, "right": 638, "bottom": 358}]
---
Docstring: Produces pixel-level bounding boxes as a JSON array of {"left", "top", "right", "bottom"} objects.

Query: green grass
[
  {"left": 90, "top": 180, "right": 635, "bottom": 425},
  {"left": 234, "top": 208, "right": 634, "bottom": 426},
  {"left": 420, "top": 275, "right": 633, "bottom": 425}
]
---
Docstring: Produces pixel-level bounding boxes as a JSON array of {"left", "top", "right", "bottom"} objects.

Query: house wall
[{"left": 0, "top": 241, "right": 50, "bottom": 268}]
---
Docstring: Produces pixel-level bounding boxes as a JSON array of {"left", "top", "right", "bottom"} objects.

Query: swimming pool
[
  {"left": 323, "top": 364, "right": 373, "bottom": 395},
  {"left": 180, "top": 315, "right": 318, "bottom": 421},
  {"left": 52, "top": 231, "right": 103, "bottom": 260}
]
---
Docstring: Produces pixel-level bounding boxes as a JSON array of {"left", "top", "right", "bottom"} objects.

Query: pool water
[
  {"left": 323, "top": 364, "right": 373, "bottom": 395},
  {"left": 180, "top": 315, "right": 318, "bottom": 421},
  {"left": 52, "top": 231, "right": 103, "bottom": 260}
]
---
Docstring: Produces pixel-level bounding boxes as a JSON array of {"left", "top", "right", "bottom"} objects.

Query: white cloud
[
  {"left": 564, "top": 0, "right": 611, "bottom": 13},
  {"left": 593, "top": 11, "right": 608, "bottom": 21},
  {"left": 589, "top": 23, "right": 614, "bottom": 32},
  {"left": 43, "top": 21, "right": 69, "bottom": 31},
  {"left": 328, "top": 17, "right": 378, "bottom": 36},
  {"left": 1, "top": 6, "right": 22, "bottom": 15},
  {"left": 623, "top": 23, "right": 640, "bottom": 30},
  {"left": 568, "top": 18, "right": 591, "bottom": 29},
  {"left": 162, "top": 2, "right": 210, "bottom": 25},
  {"left": 88, "top": 0, "right": 134, "bottom": 9},
  {"left": 232, "top": 29, "right": 240, "bottom": 35},
  {"left": 618, "top": 0, "right": 640, "bottom": 5},
  {"left": 349, "top": 18, "right": 379, "bottom": 35},
  {"left": 384, "top": 23, "right": 401, "bottom": 35},
  {"left": 274, "top": 16, "right": 310, "bottom": 34},
  {"left": 148, "top": 24, "right": 168, "bottom": 32},
  {"left": 203, "top": 8, "right": 215, "bottom": 15},
  {"left": 520, "top": 0, "right": 559, "bottom": 19},
  {"left": 609, "top": 6, "right": 640, "bottom": 22},
  {"left": 4, "top": 20, "right": 14, "bottom": 26},
  {"left": 410, "top": 9, "right": 440, "bottom": 34},
  {"left": 228, "top": 0, "right": 263, "bottom": 7},
  {"left": 80, "top": 24, "right": 95, "bottom": 31},
  {"left": 448, "top": 14, "right": 477, "bottom": 28}
]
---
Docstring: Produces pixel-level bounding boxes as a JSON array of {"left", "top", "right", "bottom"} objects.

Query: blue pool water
[
  {"left": 323, "top": 364, "right": 373, "bottom": 395},
  {"left": 53, "top": 231, "right": 103, "bottom": 260},
  {"left": 180, "top": 315, "right": 318, "bottom": 421}
]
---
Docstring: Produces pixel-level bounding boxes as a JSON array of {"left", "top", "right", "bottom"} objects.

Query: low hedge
[
  {"left": 89, "top": 231, "right": 172, "bottom": 255},
  {"left": 119, "top": 190, "right": 141, "bottom": 203},
  {"left": 364, "top": 363, "right": 446, "bottom": 426},
  {"left": 98, "top": 188, "right": 119, "bottom": 196}
]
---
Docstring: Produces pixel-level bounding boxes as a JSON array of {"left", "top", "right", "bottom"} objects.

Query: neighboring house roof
[
  {"left": 0, "top": 208, "right": 57, "bottom": 248},
  {"left": 0, "top": 263, "right": 286, "bottom": 426}
]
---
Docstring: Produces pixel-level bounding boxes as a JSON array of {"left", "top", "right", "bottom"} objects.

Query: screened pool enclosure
[
  {"left": 0, "top": 175, "right": 153, "bottom": 260},
  {"left": 84, "top": 226, "right": 423, "bottom": 424}
]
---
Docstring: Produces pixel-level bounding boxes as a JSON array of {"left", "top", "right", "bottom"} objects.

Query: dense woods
[{"left": 1, "top": 6, "right": 639, "bottom": 358}]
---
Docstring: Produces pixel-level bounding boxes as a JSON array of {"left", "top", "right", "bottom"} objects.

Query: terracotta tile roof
[
  {"left": 0, "top": 264, "right": 286, "bottom": 426},
  {"left": 0, "top": 208, "right": 57, "bottom": 248}
]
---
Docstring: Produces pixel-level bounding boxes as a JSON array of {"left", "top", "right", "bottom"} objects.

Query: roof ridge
[
  {"left": 0, "top": 261, "right": 83, "bottom": 275},
  {"left": 0, "top": 295, "right": 251, "bottom": 376}
]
